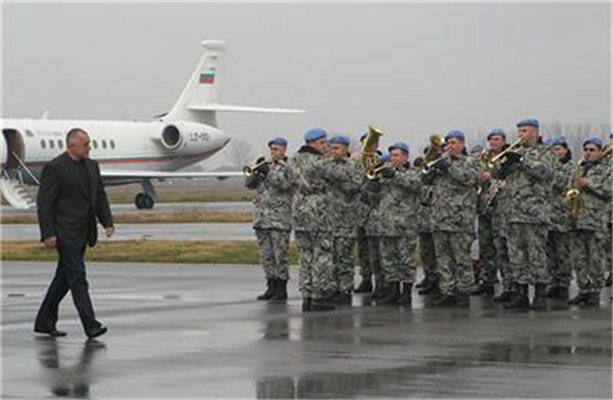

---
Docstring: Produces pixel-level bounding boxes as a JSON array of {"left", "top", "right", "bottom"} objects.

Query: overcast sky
[{"left": 2, "top": 2, "right": 610, "bottom": 163}]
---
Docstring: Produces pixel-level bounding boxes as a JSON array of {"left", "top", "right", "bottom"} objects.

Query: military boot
[
  {"left": 494, "top": 283, "right": 515, "bottom": 304},
  {"left": 354, "top": 276, "right": 373, "bottom": 293},
  {"left": 432, "top": 293, "right": 457, "bottom": 307},
  {"left": 271, "top": 279, "right": 288, "bottom": 302},
  {"left": 568, "top": 292, "right": 590, "bottom": 306},
  {"left": 398, "top": 282, "right": 413, "bottom": 306},
  {"left": 546, "top": 285, "right": 559, "bottom": 298},
  {"left": 257, "top": 278, "right": 275, "bottom": 301},
  {"left": 530, "top": 283, "right": 547, "bottom": 310},
  {"left": 456, "top": 293, "right": 470, "bottom": 308},
  {"left": 379, "top": 282, "right": 401, "bottom": 305},
  {"left": 334, "top": 291, "right": 353, "bottom": 306},
  {"left": 415, "top": 274, "right": 432, "bottom": 289},
  {"left": 418, "top": 279, "right": 440, "bottom": 296},
  {"left": 583, "top": 292, "right": 600, "bottom": 307},
  {"left": 310, "top": 298, "right": 335, "bottom": 311},
  {"left": 504, "top": 284, "right": 529, "bottom": 309},
  {"left": 302, "top": 297, "right": 312, "bottom": 312},
  {"left": 371, "top": 281, "right": 387, "bottom": 300}
]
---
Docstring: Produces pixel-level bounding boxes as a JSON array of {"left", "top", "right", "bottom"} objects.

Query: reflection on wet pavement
[{"left": 2, "top": 262, "right": 611, "bottom": 398}]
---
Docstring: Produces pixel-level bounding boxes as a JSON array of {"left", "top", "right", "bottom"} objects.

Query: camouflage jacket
[
  {"left": 360, "top": 179, "right": 382, "bottom": 237},
  {"left": 491, "top": 142, "right": 556, "bottom": 225},
  {"left": 244, "top": 158, "right": 293, "bottom": 231},
  {"left": 422, "top": 153, "right": 479, "bottom": 233},
  {"left": 289, "top": 146, "right": 335, "bottom": 232},
  {"left": 569, "top": 159, "right": 612, "bottom": 232},
  {"left": 549, "top": 158, "right": 573, "bottom": 232},
  {"left": 417, "top": 182, "right": 433, "bottom": 233},
  {"left": 365, "top": 164, "right": 422, "bottom": 237},
  {"left": 326, "top": 159, "right": 363, "bottom": 237}
]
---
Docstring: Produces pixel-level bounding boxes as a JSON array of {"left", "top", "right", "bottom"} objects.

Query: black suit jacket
[{"left": 37, "top": 153, "right": 114, "bottom": 247}]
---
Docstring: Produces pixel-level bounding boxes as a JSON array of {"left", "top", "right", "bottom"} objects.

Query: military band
[{"left": 246, "top": 119, "right": 612, "bottom": 312}]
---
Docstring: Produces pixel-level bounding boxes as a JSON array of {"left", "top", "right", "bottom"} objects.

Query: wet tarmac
[
  {"left": 2, "top": 261, "right": 611, "bottom": 398},
  {"left": 1, "top": 222, "right": 256, "bottom": 241}
]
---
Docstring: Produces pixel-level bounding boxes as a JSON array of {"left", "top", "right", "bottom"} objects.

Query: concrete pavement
[{"left": 2, "top": 261, "right": 611, "bottom": 398}]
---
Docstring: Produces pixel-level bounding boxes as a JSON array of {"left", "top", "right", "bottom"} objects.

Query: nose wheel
[{"left": 134, "top": 192, "right": 155, "bottom": 209}]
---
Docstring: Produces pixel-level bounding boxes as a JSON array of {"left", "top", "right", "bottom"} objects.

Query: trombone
[
  {"left": 488, "top": 138, "right": 524, "bottom": 169},
  {"left": 243, "top": 159, "right": 271, "bottom": 177}
]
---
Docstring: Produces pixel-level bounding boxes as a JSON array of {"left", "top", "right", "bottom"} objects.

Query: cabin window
[
  {"left": 101, "top": 140, "right": 107, "bottom": 149},
  {"left": 110, "top": 140, "right": 116, "bottom": 149},
  {"left": 49, "top": 140, "right": 55, "bottom": 149},
  {"left": 58, "top": 140, "right": 64, "bottom": 149},
  {"left": 40, "top": 140, "right": 46, "bottom": 149},
  {"left": 92, "top": 140, "right": 98, "bottom": 149}
]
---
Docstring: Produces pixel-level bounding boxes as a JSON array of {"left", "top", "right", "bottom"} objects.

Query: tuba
[
  {"left": 359, "top": 125, "right": 383, "bottom": 171},
  {"left": 424, "top": 134, "right": 444, "bottom": 162},
  {"left": 242, "top": 158, "right": 270, "bottom": 177}
]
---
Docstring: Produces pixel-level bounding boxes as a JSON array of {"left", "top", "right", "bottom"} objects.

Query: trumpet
[
  {"left": 488, "top": 138, "right": 524, "bottom": 168},
  {"left": 242, "top": 159, "right": 271, "bottom": 177},
  {"left": 422, "top": 152, "right": 450, "bottom": 172},
  {"left": 366, "top": 163, "right": 391, "bottom": 180}
]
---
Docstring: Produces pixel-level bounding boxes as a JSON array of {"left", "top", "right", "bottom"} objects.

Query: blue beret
[
  {"left": 329, "top": 135, "right": 350, "bottom": 146},
  {"left": 267, "top": 136, "right": 288, "bottom": 147},
  {"left": 304, "top": 128, "right": 327, "bottom": 143},
  {"left": 445, "top": 130, "right": 465, "bottom": 141},
  {"left": 583, "top": 136, "right": 604, "bottom": 149},
  {"left": 516, "top": 118, "right": 540, "bottom": 128},
  {"left": 380, "top": 152, "right": 391, "bottom": 164},
  {"left": 388, "top": 141, "right": 410, "bottom": 154},
  {"left": 487, "top": 128, "right": 506, "bottom": 140},
  {"left": 550, "top": 136, "right": 567, "bottom": 147}
]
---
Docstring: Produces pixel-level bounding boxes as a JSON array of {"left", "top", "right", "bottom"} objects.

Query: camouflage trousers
[
  {"left": 332, "top": 236, "right": 357, "bottom": 293},
  {"left": 545, "top": 230, "right": 572, "bottom": 287},
  {"left": 491, "top": 214, "right": 511, "bottom": 291},
  {"left": 367, "top": 236, "right": 383, "bottom": 285},
  {"left": 418, "top": 232, "right": 437, "bottom": 279},
  {"left": 356, "top": 227, "right": 370, "bottom": 277},
  {"left": 255, "top": 228, "right": 290, "bottom": 281},
  {"left": 506, "top": 223, "right": 549, "bottom": 285},
  {"left": 571, "top": 229, "right": 605, "bottom": 293},
  {"left": 294, "top": 231, "right": 334, "bottom": 299},
  {"left": 478, "top": 215, "right": 498, "bottom": 285},
  {"left": 605, "top": 223, "right": 612, "bottom": 275},
  {"left": 380, "top": 233, "right": 418, "bottom": 283},
  {"left": 432, "top": 231, "right": 474, "bottom": 295}
]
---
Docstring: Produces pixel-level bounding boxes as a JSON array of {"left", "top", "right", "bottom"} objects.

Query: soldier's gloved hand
[
  {"left": 434, "top": 157, "right": 451, "bottom": 171},
  {"left": 257, "top": 162, "right": 270, "bottom": 177},
  {"left": 498, "top": 152, "right": 522, "bottom": 178},
  {"left": 255, "top": 157, "right": 266, "bottom": 164},
  {"left": 381, "top": 167, "right": 395, "bottom": 179}
]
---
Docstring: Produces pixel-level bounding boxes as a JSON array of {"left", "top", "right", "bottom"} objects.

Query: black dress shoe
[
  {"left": 34, "top": 328, "right": 67, "bottom": 337},
  {"left": 87, "top": 326, "right": 108, "bottom": 338}
]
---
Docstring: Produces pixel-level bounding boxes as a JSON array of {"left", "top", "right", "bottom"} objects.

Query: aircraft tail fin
[{"left": 164, "top": 40, "right": 304, "bottom": 125}]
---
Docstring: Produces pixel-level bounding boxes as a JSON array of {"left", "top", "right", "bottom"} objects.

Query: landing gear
[
  {"left": 134, "top": 179, "right": 157, "bottom": 209},
  {"left": 134, "top": 192, "right": 155, "bottom": 209}
]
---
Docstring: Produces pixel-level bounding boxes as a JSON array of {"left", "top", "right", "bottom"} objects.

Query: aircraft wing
[{"left": 100, "top": 170, "right": 243, "bottom": 179}]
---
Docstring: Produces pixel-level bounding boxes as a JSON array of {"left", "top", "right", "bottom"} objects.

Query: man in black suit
[{"left": 34, "top": 128, "right": 114, "bottom": 338}]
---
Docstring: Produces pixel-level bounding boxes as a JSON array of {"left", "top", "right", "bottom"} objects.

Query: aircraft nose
[{"left": 216, "top": 129, "right": 231, "bottom": 147}]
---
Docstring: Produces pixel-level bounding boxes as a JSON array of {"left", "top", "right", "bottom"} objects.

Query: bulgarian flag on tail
[{"left": 199, "top": 72, "right": 215, "bottom": 84}]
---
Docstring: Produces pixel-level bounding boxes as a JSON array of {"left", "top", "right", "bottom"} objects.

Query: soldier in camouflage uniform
[
  {"left": 290, "top": 128, "right": 347, "bottom": 312},
  {"left": 351, "top": 133, "right": 381, "bottom": 293},
  {"left": 603, "top": 136, "right": 612, "bottom": 288},
  {"left": 245, "top": 137, "right": 294, "bottom": 302},
  {"left": 546, "top": 136, "right": 574, "bottom": 300},
  {"left": 474, "top": 129, "right": 508, "bottom": 297},
  {"left": 567, "top": 137, "right": 612, "bottom": 306},
  {"left": 365, "top": 142, "right": 422, "bottom": 306},
  {"left": 326, "top": 135, "right": 363, "bottom": 305},
  {"left": 491, "top": 118, "right": 556, "bottom": 310},
  {"left": 415, "top": 152, "right": 440, "bottom": 297},
  {"left": 421, "top": 130, "right": 480, "bottom": 307}
]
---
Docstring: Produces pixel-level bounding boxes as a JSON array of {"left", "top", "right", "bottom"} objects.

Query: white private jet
[{"left": 1, "top": 40, "right": 303, "bottom": 209}]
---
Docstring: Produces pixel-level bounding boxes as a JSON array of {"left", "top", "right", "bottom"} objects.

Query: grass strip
[
  {"left": 1, "top": 240, "right": 299, "bottom": 265},
  {"left": 1, "top": 212, "right": 253, "bottom": 224}
]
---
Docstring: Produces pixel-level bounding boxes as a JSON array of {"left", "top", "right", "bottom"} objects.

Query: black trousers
[{"left": 34, "top": 245, "right": 101, "bottom": 335}]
